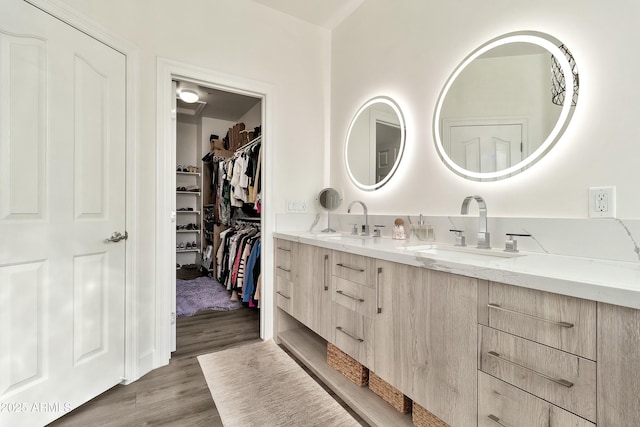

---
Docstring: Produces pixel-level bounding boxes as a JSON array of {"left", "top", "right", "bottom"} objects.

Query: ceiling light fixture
[{"left": 179, "top": 89, "right": 199, "bottom": 103}]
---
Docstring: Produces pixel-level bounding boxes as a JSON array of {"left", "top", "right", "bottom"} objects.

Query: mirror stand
[{"left": 321, "top": 213, "right": 336, "bottom": 233}]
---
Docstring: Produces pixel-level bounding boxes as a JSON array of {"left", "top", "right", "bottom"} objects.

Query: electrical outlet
[{"left": 589, "top": 186, "right": 616, "bottom": 218}]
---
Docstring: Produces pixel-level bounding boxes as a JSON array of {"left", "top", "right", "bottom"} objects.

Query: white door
[
  {"left": 0, "top": 1, "right": 126, "bottom": 426},
  {"left": 447, "top": 123, "right": 523, "bottom": 173},
  {"left": 375, "top": 121, "right": 400, "bottom": 183}
]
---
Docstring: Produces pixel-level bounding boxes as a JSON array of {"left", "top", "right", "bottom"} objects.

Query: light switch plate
[{"left": 589, "top": 186, "right": 616, "bottom": 218}]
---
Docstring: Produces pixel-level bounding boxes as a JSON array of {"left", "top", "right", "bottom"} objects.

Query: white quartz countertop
[{"left": 273, "top": 231, "right": 640, "bottom": 310}]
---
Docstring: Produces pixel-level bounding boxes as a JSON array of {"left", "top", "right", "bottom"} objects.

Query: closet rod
[{"left": 235, "top": 135, "right": 262, "bottom": 155}]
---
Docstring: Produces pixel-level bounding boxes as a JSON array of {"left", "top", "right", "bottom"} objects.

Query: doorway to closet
[{"left": 173, "top": 79, "right": 263, "bottom": 353}]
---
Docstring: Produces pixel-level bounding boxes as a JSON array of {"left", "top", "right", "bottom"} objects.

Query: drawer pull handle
[
  {"left": 276, "top": 291, "right": 291, "bottom": 300},
  {"left": 487, "top": 414, "right": 510, "bottom": 427},
  {"left": 336, "top": 326, "right": 364, "bottom": 342},
  {"left": 336, "top": 263, "right": 365, "bottom": 272},
  {"left": 276, "top": 266, "right": 291, "bottom": 273},
  {"left": 376, "top": 267, "right": 382, "bottom": 314},
  {"left": 487, "top": 303, "right": 574, "bottom": 329},
  {"left": 323, "top": 254, "right": 329, "bottom": 291},
  {"left": 277, "top": 247, "right": 291, "bottom": 252},
  {"left": 336, "top": 290, "right": 365, "bottom": 302},
  {"left": 487, "top": 351, "right": 574, "bottom": 388}
]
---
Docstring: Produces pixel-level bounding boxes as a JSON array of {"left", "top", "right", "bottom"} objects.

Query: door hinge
[{"left": 171, "top": 312, "right": 176, "bottom": 324}]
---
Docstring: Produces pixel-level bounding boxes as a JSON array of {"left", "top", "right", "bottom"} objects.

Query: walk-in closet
[{"left": 174, "top": 80, "right": 262, "bottom": 347}]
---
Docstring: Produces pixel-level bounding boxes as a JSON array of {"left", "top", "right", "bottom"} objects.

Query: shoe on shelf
[
  {"left": 176, "top": 164, "right": 183, "bottom": 172},
  {"left": 178, "top": 242, "right": 185, "bottom": 250},
  {"left": 176, "top": 263, "right": 181, "bottom": 269},
  {"left": 185, "top": 242, "right": 192, "bottom": 250}
]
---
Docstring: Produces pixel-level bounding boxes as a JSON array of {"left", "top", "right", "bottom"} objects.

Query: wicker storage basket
[
  {"left": 412, "top": 402, "right": 450, "bottom": 427},
  {"left": 368, "top": 371, "right": 412, "bottom": 413},
  {"left": 326, "top": 343, "right": 369, "bottom": 387}
]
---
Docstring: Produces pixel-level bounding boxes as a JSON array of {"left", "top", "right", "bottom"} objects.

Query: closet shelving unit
[{"left": 176, "top": 169, "right": 201, "bottom": 262}]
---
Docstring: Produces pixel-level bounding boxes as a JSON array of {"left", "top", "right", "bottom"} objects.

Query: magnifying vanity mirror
[
  {"left": 317, "top": 187, "right": 342, "bottom": 232},
  {"left": 433, "top": 31, "right": 579, "bottom": 181},
  {"left": 345, "top": 96, "right": 406, "bottom": 191}
]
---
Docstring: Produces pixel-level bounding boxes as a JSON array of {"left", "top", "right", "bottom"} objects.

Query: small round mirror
[
  {"left": 317, "top": 188, "right": 342, "bottom": 232},
  {"left": 345, "top": 96, "right": 406, "bottom": 191},
  {"left": 318, "top": 187, "right": 342, "bottom": 211}
]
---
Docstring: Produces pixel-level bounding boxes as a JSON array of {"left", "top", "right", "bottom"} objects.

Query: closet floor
[{"left": 49, "top": 308, "right": 260, "bottom": 427}]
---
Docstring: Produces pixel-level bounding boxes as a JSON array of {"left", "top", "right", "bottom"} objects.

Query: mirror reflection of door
[
  {"left": 375, "top": 121, "right": 401, "bottom": 182},
  {"left": 444, "top": 119, "right": 525, "bottom": 173},
  {"left": 368, "top": 108, "right": 401, "bottom": 184}
]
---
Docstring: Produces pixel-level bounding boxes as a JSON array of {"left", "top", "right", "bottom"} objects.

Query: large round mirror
[
  {"left": 433, "top": 31, "right": 578, "bottom": 181},
  {"left": 345, "top": 96, "right": 406, "bottom": 191}
]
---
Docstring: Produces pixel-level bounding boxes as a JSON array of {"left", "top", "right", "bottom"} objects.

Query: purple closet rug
[{"left": 176, "top": 276, "right": 242, "bottom": 317}]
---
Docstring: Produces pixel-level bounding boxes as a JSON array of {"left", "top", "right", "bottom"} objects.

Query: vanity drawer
[
  {"left": 275, "top": 239, "right": 294, "bottom": 280},
  {"left": 479, "top": 325, "right": 596, "bottom": 422},
  {"left": 332, "top": 251, "right": 375, "bottom": 287},
  {"left": 332, "top": 302, "right": 374, "bottom": 367},
  {"left": 479, "top": 372, "right": 595, "bottom": 427},
  {"left": 486, "top": 281, "right": 596, "bottom": 360},
  {"left": 275, "top": 275, "right": 293, "bottom": 314},
  {"left": 332, "top": 276, "right": 377, "bottom": 317}
]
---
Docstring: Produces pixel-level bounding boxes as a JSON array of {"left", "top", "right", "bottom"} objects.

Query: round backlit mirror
[
  {"left": 345, "top": 96, "right": 406, "bottom": 191},
  {"left": 433, "top": 31, "right": 578, "bottom": 181}
]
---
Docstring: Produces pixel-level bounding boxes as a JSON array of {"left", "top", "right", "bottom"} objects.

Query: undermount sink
[{"left": 402, "top": 243, "right": 525, "bottom": 259}]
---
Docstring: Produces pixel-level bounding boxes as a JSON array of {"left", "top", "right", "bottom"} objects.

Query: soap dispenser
[{"left": 415, "top": 214, "right": 434, "bottom": 242}]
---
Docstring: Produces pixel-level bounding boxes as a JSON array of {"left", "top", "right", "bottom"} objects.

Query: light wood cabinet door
[
  {"left": 274, "top": 239, "right": 295, "bottom": 281},
  {"left": 275, "top": 274, "right": 293, "bottom": 314},
  {"left": 332, "top": 302, "right": 375, "bottom": 367},
  {"left": 408, "top": 269, "right": 478, "bottom": 427},
  {"left": 373, "top": 259, "right": 421, "bottom": 393},
  {"left": 597, "top": 302, "right": 640, "bottom": 427},
  {"left": 478, "top": 372, "right": 595, "bottom": 427},
  {"left": 486, "top": 282, "right": 596, "bottom": 360},
  {"left": 296, "top": 244, "right": 332, "bottom": 341},
  {"left": 275, "top": 239, "right": 296, "bottom": 318},
  {"left": 479, "top": 325, "right": 596, "bottom": 422},
  {"left": 332, "top": 251, "right": 375, "bottom": 287}
]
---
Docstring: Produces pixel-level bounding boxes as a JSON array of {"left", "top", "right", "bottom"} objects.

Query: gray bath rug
[
  {"left": 176, "top": 276, "right": 242, "bottom": 317},
  {"left": 197, "top": 340, "right": 360, "bottom": 426}
]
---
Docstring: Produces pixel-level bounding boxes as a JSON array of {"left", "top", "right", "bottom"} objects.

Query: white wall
[
  {"left": 176, "top": 121, "right": 198, "bottom": 167},
  {"left": 200, "top": 117, "right": 236, "bottom": 155},
  {"left": 239, "top": 102, "right": 262, "bottom": 133},
  {"left": 330, "top": 0, "right": 640, "bottom": 220},
  {"left": 58, "top": 0, "right": 330, "bottom": 375}
]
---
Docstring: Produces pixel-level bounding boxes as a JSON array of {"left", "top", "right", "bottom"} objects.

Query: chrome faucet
[
  {"left": 347, "top": 200, "right": 369, "bottom": 236},
  {"left": 461, "top": 195, "right": 490, "bottom": 249}
]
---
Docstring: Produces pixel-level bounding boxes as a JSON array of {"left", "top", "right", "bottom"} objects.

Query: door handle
[{"left": 104, "top": 231, "right": 128, "bottom": 243}]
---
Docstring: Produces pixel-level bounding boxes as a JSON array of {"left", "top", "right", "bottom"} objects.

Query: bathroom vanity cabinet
[
  {"left": 275, "top": 236, "right": 640, "bottom": 427},
  {"left": 478, "top": 282, "right": 597, "bottom": 425},
  {"left": 298, "top": 243, "right": 332, "bottom": 341},
  {"left": 597, "top": 303, "right": 640, "bottom": 426}
]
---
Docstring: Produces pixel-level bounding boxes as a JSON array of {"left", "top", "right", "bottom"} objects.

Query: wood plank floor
[{"left": 49, "top": 308, "right": 260, "bottom": 427}]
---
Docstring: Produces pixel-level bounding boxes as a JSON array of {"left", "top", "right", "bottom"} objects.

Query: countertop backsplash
[{"left": 276, "top": 213, "right": 640, "bottom": 264}]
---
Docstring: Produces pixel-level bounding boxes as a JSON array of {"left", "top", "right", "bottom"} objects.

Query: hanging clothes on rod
[
  {"left": 207, "top": 136, "right": 262, "bottom": 226},
  {"left": 216, "top": 222, "right": 261, "bottom": 308}
]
